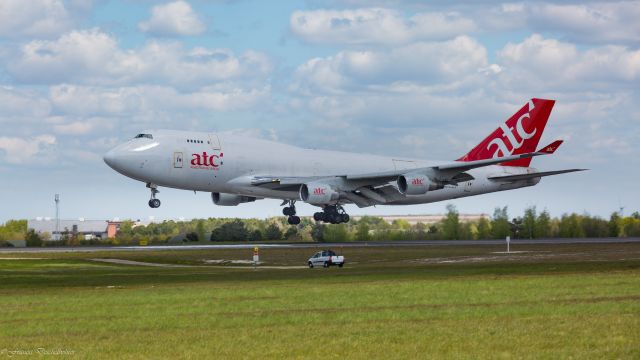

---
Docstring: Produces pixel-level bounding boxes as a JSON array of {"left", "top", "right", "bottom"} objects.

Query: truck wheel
[
  {"left": 323, "top": 261, "right": 329, "bottom": 268},
  {"left": 338, "top": 263, "right": 343, "bottom": 268},
  {"left": 308, "top": 262, "right": 313, "bottom": 268}
]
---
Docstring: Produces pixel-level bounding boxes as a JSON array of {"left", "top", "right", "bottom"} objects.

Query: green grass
[{"left": 1, "top": 243, "right": 639, "bottom": 359}]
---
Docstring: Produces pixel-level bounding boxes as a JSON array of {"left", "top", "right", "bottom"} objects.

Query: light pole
[{"left": 55, "top": 194, "right": 60, "bottom": 241}]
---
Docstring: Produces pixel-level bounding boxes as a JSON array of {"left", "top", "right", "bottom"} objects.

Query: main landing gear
[
  {"left": 282, "top": 200, "right": 300, "bottom": 225},
  {"left": 314, "top": 205, "right": 350, "bottom": 224},
  {"left": 147, "top": 183, "right": 161, "bottom": 208}
]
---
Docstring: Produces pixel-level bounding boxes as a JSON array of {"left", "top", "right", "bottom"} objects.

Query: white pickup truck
[{"left": 308, "top": 250, "right": 345, "bottom": 268}]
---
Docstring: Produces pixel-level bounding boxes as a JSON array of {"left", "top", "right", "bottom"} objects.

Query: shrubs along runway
[{"left": 0, "top": 242, "right": 638, "bottom": 359}]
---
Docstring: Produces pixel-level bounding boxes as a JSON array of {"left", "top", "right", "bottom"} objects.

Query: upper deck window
[{"left": 134, "top": 134, "right": 153, "bottom": 139}]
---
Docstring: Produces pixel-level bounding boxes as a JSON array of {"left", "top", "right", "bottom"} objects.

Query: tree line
[{"left": 2, "top": 206, "right": 640, "bottom": 247}]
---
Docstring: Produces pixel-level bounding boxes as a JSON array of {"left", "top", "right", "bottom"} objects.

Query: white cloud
[
  {"left": 0, "top": 0, "right": 73, "bottom": 38},
  {"left": 139, "top": 1, "right": 206, "bottom": 36},
  {"left": 7, "top": 29, "right": 272, "bottom": 88},
  {"left": 285, "top": 29, "right": 640, "bottom": 165},
  {"left": 48, "top": 116, "right": 113, "bottom": 135},
  {"left": 0, "top": 86, "right": 51, "bottom": 118},
  {"left": 292, "top": 36, "right": 489, "bottom": 94},
  {"left": 529, "top": 2, "right": 640, "bottom": 44},
  {"left": 327, "top": 2, "right": 640, "bottom": 46},
  {"left": 482, "top": 2, "right": 640, "bottom": 45},
  {"left": 49, "top": 84, "right": 271, "bottom": 116},
  {"left": 291, "top": 8, "right": 475, "bottom": 45},
  {"left": 497, "top": 34, "right": 640, "bottom": 91},
  {"left": 0, "top": 0, "right": 96, "bottom": 39},
  {"left": 0, "top": 135, "right": 56, "bottom": 164}
]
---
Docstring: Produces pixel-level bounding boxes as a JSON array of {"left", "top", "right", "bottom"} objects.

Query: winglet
[{"left": 537, "top": 140, "right": 563, "bottom": 154}]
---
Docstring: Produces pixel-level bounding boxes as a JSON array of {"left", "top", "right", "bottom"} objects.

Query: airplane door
[
  {"left": 208, "top": 134, "right": 223, "bottom": 176},
  {"left": 173, "top": 152, "right": 183, "bottom": 168},
  {"left": 464, "top": 181, "right": 472, "bottom": 192},
  {"left": 209, "top": 134, "right": 221, "bottom": 150}
]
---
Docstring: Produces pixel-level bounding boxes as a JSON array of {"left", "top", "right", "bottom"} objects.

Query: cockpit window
[{"left": 134, "top": 134, "right": 153, "bottom": 139}]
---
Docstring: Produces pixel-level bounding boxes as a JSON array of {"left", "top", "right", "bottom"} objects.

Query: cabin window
[{"left": 134, "top": 134, "right": 153, "bottom": 139}]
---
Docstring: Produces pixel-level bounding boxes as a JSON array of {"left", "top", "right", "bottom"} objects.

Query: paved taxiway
[{"left": 1, "top": 237, "right": 638, "bottom": 253}]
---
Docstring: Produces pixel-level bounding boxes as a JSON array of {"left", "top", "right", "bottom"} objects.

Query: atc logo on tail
[{"left": 458, "top": 98, "right": 555, "bottom": 167}]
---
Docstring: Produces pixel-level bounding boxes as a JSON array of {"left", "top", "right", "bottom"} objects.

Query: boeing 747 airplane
[{"left": 104, "top": 98, "right": 584, "bottom": 225}]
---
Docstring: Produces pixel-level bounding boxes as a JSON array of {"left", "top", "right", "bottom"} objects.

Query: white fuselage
[{"left": 104, "top": 130, "right": 540, "bottom": 207}]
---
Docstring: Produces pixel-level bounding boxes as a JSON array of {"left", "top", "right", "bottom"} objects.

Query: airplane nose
[{"left": 103, "top": 148, "right": 119, "bottom": 169}]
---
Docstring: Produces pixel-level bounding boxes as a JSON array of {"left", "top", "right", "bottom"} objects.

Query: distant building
[
  {"left": 28, "top": 219, "right": 122, "bottom": 241},
  {"left": 350, "top": 214, "right": 489, "bottom": 225}
]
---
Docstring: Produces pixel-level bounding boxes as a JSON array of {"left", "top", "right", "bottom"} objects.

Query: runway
[{"left": 1, "top": 237, "right": 638, "bottom": 253}]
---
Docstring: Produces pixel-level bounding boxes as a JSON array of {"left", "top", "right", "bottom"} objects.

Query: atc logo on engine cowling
[{"left": 190, "top": 152, "right": 223, "bottom": 170}]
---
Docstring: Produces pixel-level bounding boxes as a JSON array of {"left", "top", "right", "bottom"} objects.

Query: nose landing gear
[
  {"left": 147, "top": 183, "right": 161, "bottom": 208},
  {"left": 282, "top": 200, "right": 300, "bottom": 225}
]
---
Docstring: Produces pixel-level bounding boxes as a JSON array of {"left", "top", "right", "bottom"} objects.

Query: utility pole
[{"left": 55, "top": 194, "right": 60, "bottom": 241}]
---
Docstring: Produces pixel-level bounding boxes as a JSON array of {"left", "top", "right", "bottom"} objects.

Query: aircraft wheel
[
  {"left": 324, "top": 213, "right": 334, "bottom": 224},
  {"left": 149, "top": 199, "right": 161, "bottom": 208},
  {"left": 313, "top": 212, "right": 324, "bottom": 221},
  {"left": 288, "top": 216, "right": 300, "bottom": 225},
  {"left": 282, "top": 207, "right": 294, "bottom": 216},
  {"left": 341, "top": 214, "right": 350, "bottom": 223}
]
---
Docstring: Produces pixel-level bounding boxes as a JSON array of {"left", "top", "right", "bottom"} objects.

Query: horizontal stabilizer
[
  {"left": 488, "top": 169, "right": 587, "bottom": 182},
  {"left": 537, "top": 140, "right": 563, "bottom": 154}
]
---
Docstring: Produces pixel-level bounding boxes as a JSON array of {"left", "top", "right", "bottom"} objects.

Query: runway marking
[
  {"left": 1, "top": 238, "right": 639, "bottom": 253},
  {"left": 90, "top": 258, "right": 195, "bottom": 268},
  {"left": 90, "top": 258, "right": 307, "bottom": 270},
  {"left": 204, "top": 259, "right": 260, "bottom": 265}
]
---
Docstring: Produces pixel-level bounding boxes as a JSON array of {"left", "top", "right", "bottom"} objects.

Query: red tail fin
[{"left": 457, "top": 98, "right": 555, "bottom": 167}]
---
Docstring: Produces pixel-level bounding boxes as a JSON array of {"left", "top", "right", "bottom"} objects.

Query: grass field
[{"left": 1, "top": 243, "right": 639, "bottom": 359}]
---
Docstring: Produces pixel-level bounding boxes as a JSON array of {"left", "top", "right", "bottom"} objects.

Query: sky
[{"left": 0, "top": 0, "right": 638, "bottom": 222}]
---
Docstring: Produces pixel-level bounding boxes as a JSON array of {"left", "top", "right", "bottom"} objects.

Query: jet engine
[
  {"left": 397, "top": 174, "right": 442, "bottom": 195},
  {"left": 299, "top": 183, "right": 339, "bottom": 204},
  {"left": 211, "top": 192, "right": 257, "bottom": 206}
]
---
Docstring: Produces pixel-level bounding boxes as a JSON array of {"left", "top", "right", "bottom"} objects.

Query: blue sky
[{"left": 1, "top": 0, "right": 639, "bottom": 222}]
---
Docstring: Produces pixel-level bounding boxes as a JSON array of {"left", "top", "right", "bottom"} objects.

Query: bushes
[
  {"left": 210, "top": 219, "right": 249, "bottom": 242},
  {"left": 4, "top": 207, "right": 636, "bottom": 247},
  {"left": 322, "top": 224, "right": 351, "bottom": 242},
  {"left": 263, "top": 223, "right": 282, "bottom": 241},
  {"left": 25, "top": 229, "right": 43, "bottom": 247},
  {"left": 185, "top": 232, "right": 199, "bottom": 242}
]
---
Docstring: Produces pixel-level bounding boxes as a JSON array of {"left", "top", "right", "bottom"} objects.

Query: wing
[
  {"left": 249, "top": 140, "right": 566, "bottom": 207},
  {"left": 346, "top": 140, "right": 565, "bottom": 184},
  {"left": 250, "top": 176, "right": 324, "bottom": 192},
  {"left": 488, "top": 168, "right": 586, "bottom": 182}
]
